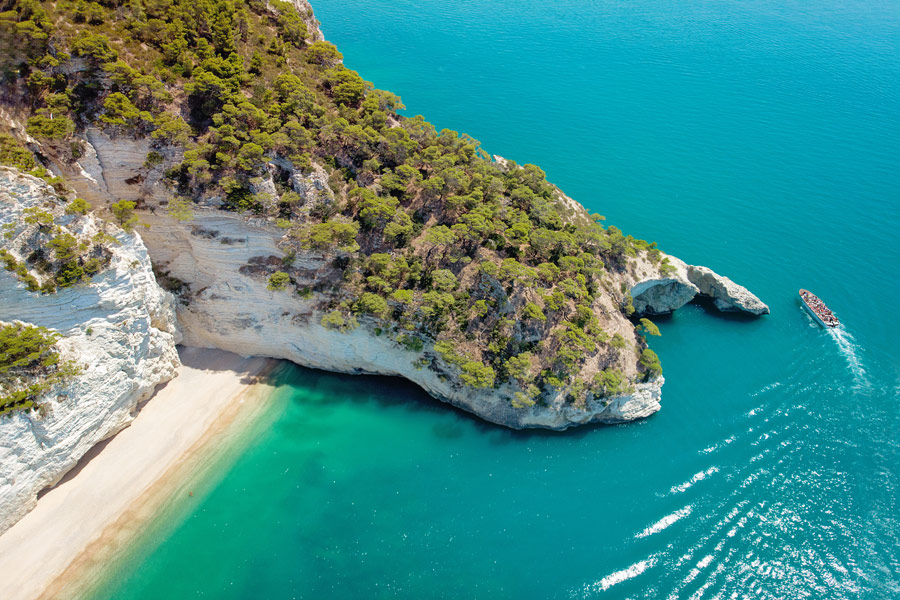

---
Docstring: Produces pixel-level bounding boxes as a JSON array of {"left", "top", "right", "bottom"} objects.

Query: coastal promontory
[{"left": 0, "top": 0, "right": 767, "bottom": 434}]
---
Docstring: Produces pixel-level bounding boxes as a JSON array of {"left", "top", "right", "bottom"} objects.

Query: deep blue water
[{"left": 94, "top": 0, "right": 900, "bottom": 597}]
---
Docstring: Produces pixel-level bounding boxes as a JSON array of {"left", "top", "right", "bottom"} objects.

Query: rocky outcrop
[
  {"left": 0, "top": 169, "right": 181, "bottom": 535},
  {"left": 629, "top": 254, "right": 699, "bottom": 315},
  {"left": 288, "top": 0, "right": 325, "bottom": 41},
  {"left": 629, "top": 254, "right": 768, "bottom": 316},
  {"left": 75, "top": 129, "right": 173, "bottom": 205},
  {"left": 685, "top": 265, "right": 770, "bottom": 315},
  {"left": 138, "top": 208, "right": 660, "bottom": 430}
]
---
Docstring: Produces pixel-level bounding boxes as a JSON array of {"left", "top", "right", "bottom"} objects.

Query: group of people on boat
[{"left": 800, "top": 290, "right": 839, "bottom": 326}]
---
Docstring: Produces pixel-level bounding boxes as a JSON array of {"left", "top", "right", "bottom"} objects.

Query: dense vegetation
[
  {"left": 0, "top": 321, "right": 78, "bottom": 416},
  {"left": 0, "top": 0, "right": 666, "bottom": 407}
]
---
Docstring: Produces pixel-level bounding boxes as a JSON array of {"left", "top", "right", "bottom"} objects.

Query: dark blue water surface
[{"left": 95, "top": 0, "right": 900, "bottom": 597}]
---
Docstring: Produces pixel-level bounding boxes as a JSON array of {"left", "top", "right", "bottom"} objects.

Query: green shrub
[
  {"left": 267, "top": 271, "right": 291, "bottom": 291},
  {"left": 151, "top": 115, "right": 192, "bottom": 146},
  {"left": 592, "top": 368, "right": 633, "bottom": 397},
  {"left": 23, "top": 207, "right": 54, "bottom": 226},
  {"left": 100, "top": 92, "right": 153, "bottom": 128},
  {"left": 70, "top": 32, "right": 118, "bottom": 63},
  {"left": 110, "top": 200, "right": 138, "bottom": 231},
  {"left": 638, "top": 318, "right": 660, "bottom": 337},
  {"left": 460, "top": 361, "right": 495, "bottom": 388},
  {"left": 623, "top": 293, "right": 635, "bottom": 316},
  {"left": 0, "top": 323, "right": 59, "bottom": 374},
  {"left": 223, "top": 185, "right": 259, "bottom": 213},
  {"left": 396, "top": 333, "right": 424, "bottom": 352},
  {"left": 523, "top": 301, "right": 545, "bottom": 322},
  {"left": 511, "top": 384, "right": 540, "bottom": 408},
  {"left": 0, "top": 322, "right": 79, "bottom": 416},
  {"left": 298, "top": 220, "right": 360, "bottom": 253},
  {"left": 305, "top": 41, "right": 342, "bottom": 67},
  {"left": 356, "top": 292, "right": 389, "bottom": 318},
  {"left": 65, "top": 198, "right": 91, "bottom": 215},
  {"left": 321, "top": 310, "right": 346, "bottom": 330},
  {"left": 391, "top": 289, "right": 414, "bottom": 304},
  {"left": 26, "top": 115, "right": 75, "bottom": 140},
  {"left": 56, "top": 260, "right": 85, "bottom": 287},
  {"left": 430, "top": 269, "right": 457, "bottom": 292},
  {"left": 48, "top": 233, "right": 79, "bottom": 261},
  {"left": 639, "top": 349, "right": 662, "bottom": 378},
  {"left": 0, "top": 134, "right": 36, "bottom": 171},
  {"left": 506, "top": 352, "right": 533, "bottom": 381},
  {"left": 144, "top": 151, "right": 165, "bottom": 168},
  {"left": 434, "top": 340, "right": 465, "bottom": 367},
  {"left": 83, "top": 257, "right": 103, "bottom": 274},
  {"left": 471, "top": 299, "right": 488, "bottom": 318}
]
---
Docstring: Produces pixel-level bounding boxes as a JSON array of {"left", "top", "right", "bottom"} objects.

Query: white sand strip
[{"left": 0, "top": 347, "right": 279, "bottom": 600}]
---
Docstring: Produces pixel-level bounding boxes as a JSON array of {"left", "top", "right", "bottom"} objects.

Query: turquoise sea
[{"left": 93, "top": 0, "right": 900, "bottom": 597}]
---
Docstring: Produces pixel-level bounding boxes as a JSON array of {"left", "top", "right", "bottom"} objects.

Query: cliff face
[
  {"left": 0, "top": 169, "right": 180, "bottom": 534},
  {"left": 47, "top": 130, "right": 669, "bottom": 429},
  {"left": 1, "top": 0, "right": 771, "bottom": 436},
  {"left": 136, "top": 208, "right": 663, "bottom": 429}
]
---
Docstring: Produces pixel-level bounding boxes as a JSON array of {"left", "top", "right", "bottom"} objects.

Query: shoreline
[{"left": 0, "top": 347, "right": 283, "bottom": 600}]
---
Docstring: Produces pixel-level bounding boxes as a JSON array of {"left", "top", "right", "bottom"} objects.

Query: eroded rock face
[
  {"left": 630, "top": 255, "right": 768, "bottom": 316},
  {"left": 631, "top": 279, "right": 699, "bottom": 315},
  {"left": 78, "top": 129, "right": 172, "bottom": 204},
  {"left": 686, "top": 265, "right": 770, "bottom": 315},
  {"left": 630, "top": 254, "right": 698, "bottom": 314},
  {"left": 0, "top": 170, "right": 180, "bottom": 535},
  {"left": 25, "top": 130, "right": 659, "bottom": 431}
]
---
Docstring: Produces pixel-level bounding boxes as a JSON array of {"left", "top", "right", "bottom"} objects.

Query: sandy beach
[{"left": 0, "top": 346, "right": 280, "bottom": 600}]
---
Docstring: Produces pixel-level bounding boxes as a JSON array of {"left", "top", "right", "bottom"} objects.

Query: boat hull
[
  {"left": 799, "top": 289, "right": 839, "bottom": 328},
  {"left": 801, "top": 300, "right": 836, "bottom": 327}
]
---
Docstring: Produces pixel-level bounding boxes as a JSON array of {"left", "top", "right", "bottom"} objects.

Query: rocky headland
[
  {"left": 33, "top": 129, "right": 766, "bottom": 432},
  {"left": 0, "top": 0, "right": 767, "bottom": 539}
]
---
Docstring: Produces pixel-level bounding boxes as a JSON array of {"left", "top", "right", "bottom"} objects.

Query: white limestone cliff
[
  {"left": 138, "top": 208, "right": 661, "bottom": 430},
  {"left": 0, "top": 169, "right": 180, "bottom": 535}
]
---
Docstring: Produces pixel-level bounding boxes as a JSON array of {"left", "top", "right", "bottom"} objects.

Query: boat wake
[
  {"left": 573, "top": 555, "right": 659, "bottom": 596},
  {"left": 635, "top": 505, "right": 693, "bottom": 539},
  {"left": 827, "top": 327, "right": 870, "bottom": 388}
]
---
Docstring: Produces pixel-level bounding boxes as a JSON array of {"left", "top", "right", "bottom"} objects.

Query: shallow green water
[{"left": 93, "top": 0, "right": 900, "bottom": 597}]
